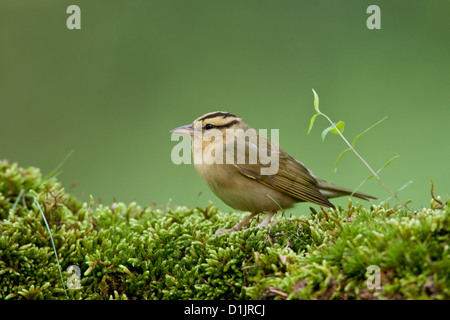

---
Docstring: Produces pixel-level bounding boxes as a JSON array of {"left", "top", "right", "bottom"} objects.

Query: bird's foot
[
  {"left": 215, "top": 212, "right": 259, "bottom": 236},
  {"left": 256, "top": 211, "right": 277, "bottom": 229}
]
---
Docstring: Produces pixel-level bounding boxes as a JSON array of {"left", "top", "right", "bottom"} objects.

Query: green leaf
[
  {"left": 330, "top": 148, "right": 351, "bottom": 180},
  {"left": 321, "top": 125, "right": 334, "bottom": 142},
  {"left": 321, "top": 121, "right": 344, "bottom": 141},
  {"left": 352, "top": 116, "right": 387, "bottom": 147},
  {"left": 331, "top": 121, "right": 345, "bottom": 135},
  {"left": 382, "top": 155, "right": 400, "bottom": 169},
  {"left": 307, "top": 113, "right": 320, "bottom": 135},
  {"left": 312, "top": 88, "right": 321, "bottom": 114}
]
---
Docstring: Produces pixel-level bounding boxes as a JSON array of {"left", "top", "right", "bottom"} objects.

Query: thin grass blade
[
  {"left": 351, "top": 116, "right": 387, "bottom": 147},
  {"left": 37, "top": 149, "right": 74, "bottom": 187},
  {"left": 330, "top": 148, "right": 351, "bottom": 180},
  {"left": 31, "top": 194, "right": 69, "bottom": 299}
]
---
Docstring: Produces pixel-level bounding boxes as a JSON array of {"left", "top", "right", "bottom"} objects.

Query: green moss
[{"left": 0, "top": 159, "right": 448, "bottom": 299}]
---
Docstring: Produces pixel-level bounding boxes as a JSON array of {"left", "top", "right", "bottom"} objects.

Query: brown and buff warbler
[{"left": 171, "top": 111, "right": 376, "bottom": 235}]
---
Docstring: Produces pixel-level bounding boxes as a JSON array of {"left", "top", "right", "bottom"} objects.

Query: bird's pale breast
[{"left": 194, "top": 162, "right": 295, "bottom": 212}]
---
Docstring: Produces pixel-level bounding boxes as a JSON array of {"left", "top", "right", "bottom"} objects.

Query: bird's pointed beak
[{"left": 170, "top": 124, "right": 194, "bottom": 135}]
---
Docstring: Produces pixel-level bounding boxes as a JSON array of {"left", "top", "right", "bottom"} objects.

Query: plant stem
[
  {"left": 32, "top": 194, "right": 69, "bottom": 299},
  {"left": 321, "top": 113, "right": 410, "bottom": 211}
]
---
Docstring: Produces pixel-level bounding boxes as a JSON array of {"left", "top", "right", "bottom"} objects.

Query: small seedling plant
[{"left": 308, "top": 89, "right": 411, "bottom": 211}]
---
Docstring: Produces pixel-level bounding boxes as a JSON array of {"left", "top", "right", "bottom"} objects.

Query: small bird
[{"left": 171, "top": 111, "right": 376, "bottom": 235}]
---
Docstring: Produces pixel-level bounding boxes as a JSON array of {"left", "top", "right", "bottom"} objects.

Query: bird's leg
[
  {"left": 215, "top": 212, "right": 258, "bottom": 236},
  {"left": 256, "top": 211, "right": 277, "bottom": 229}
]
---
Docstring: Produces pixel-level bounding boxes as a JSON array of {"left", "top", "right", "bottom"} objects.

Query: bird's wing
[{"left": 227, "top": 138, "right": 334, "bottom": 208}]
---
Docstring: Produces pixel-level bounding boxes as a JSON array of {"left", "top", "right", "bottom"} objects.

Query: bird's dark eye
[{"left": 205, "top": 123, "right": 215, "bottom": 130}]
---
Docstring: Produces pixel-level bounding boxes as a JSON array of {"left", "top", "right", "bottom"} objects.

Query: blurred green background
[{"left": 1, "top": 0, "right": 449, "bottom": 216}]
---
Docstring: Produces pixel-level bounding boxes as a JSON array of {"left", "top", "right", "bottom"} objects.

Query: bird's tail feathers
[{"left": 317, "top": 180, "right": 377, "bottom": 201}]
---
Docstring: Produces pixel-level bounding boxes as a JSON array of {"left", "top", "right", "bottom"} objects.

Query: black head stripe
[
  {"left": 202, "top": 119, "right": 239, "bottom": 130},
  {"left": 198, "top": 112, "right": 238, "bottom": 122},
  {"left": 216, "top": 119, "right": 239, "bottom": 129}
]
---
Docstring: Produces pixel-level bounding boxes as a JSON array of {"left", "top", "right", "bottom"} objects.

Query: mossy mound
[{"left": 0, "top": 160, "right": 448, "bottom": 299}]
